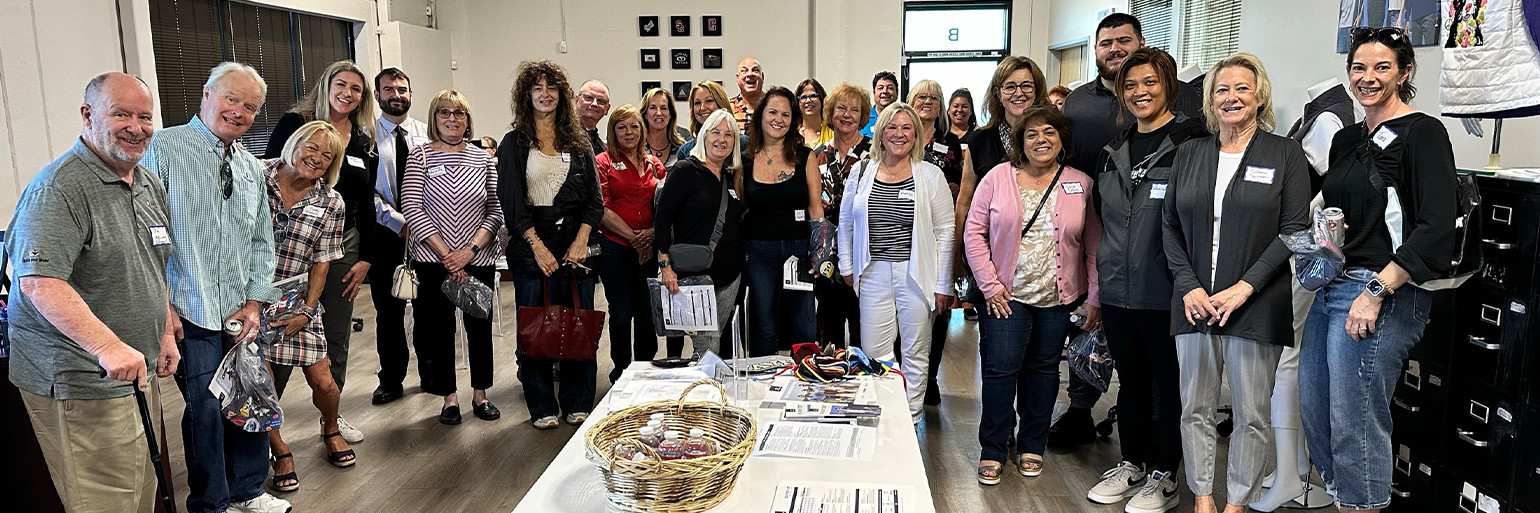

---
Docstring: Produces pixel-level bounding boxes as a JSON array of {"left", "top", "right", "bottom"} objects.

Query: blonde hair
[
  {"left": 908, "top": 79, "right": 946, "bottom": 134},
  {"left": 641, "top": 88, "right": 686, "bottom": 147},
  {"left": 868, "top": 102, "right": 925, "bottom": 164},
  {"left": 290, "top": 60, "right": 376, "bottom": 143},
  {"left": 823, "top": 82, "right": 872, "bottom": 133},
  {"left": 280, "top": 120, "right": 344, "bottom": 187},
  {"left": 688, "top": 109, "right": 742, "bottom": 170},
  {"left": 427, "top": 90, "right": 474, "bottom": 143},
  {"left": 688, "top": 81, "right": 734, "bottom": 133},
  {"left": 605, "top": 104, "right": 647, "bottom": 162},
  {"left": 1201, "top": 52, "right": 1276, "bottom": 134}
]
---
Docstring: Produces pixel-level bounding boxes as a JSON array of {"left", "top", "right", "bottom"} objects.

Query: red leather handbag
[{"left": 516, "top": 275, "right": 605, "bottom": 361}]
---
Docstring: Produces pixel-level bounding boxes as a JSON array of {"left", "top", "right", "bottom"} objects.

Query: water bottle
[
  {"left": 1069, "top": 311, "right": 1087, "bottom": 328},
  {"left": 638, "top": 426, "right": 663, "bottom": 449},
  {"left": 658, "top": 431, "right": 685, "bottom": 461},
  {"left": 650, "top": 413, "right": 667, "bottom": 431},
  {"left": 683, "top": 428, "right": 717, "bottom": 459}
]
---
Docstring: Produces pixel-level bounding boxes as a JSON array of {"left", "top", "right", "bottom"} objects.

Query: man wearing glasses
[
  {"left": 141, "top": 62, "right": 287, "bottom": 513},
  {"left": 369, "top": 67, "right": 429, "bottom": 405},
  {"left": 576, "top": 79, "right": 612, "bottom": 153}
]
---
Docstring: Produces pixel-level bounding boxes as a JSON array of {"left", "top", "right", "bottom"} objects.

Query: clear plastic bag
[
  {"left": 647, "top": 274, "right": 716, "bottom": 337},
  {"left": 209, "top": 340, "right": 284, "bottom": 432},
  {"left": 808, "top": 218, "right": 838, "bottom": 279},
  {"left": 441, "top": 275, "right": 495, "bottom": 319},
  {"left": 1282, "top": 208, "right": 1347, "bottom": 291},
  {"left": 1067, "top": 329, "right": 1114, "bottom": 393},
  {"left": 256, "top": 277, "right": 319, "bottom": 348}
]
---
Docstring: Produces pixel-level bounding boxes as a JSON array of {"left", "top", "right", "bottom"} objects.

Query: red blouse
[{"left": 596, "top": 151, "right": 667, "bottom": 245}]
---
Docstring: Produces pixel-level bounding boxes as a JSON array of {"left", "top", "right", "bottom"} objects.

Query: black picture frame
[
  {"left": 638, "top": 16, "right": 659, "bottom": 37},
  {"left": 672, "top": 81, "right": 693, "bottom": 101},
  {"left": 640, "top": 48, "right": 661, "bottom": 70},
  {"left": 703, "top": 15, "right": 722, "bottom": 36},
  {"left": 671, "top": 49, "right": 692, "bottom": 70},
  {"left": 670, "top": 15, "right": 690, "bottom": 37},
  {"left": 642, "top": 81, "right": 663, "bottom": 96},
  {"left": 702, "top": 48, "right": 723, "bottom": 69}
]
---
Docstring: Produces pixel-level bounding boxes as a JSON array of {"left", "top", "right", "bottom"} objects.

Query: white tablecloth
[{"left": 511, "top": 364, "right": 936, "bottom": 513}]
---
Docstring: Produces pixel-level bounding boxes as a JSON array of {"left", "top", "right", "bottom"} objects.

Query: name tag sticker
[
  {"left": 1244, "top": 166, "right": 1275, "bottom": 184},
  {"left": 427, "top": 165, "right": 448, "bottom": 178},
  {"left": 1150, "top": 182, "right": 1168, "bottom": 199},
  {"left": 615, "top": 162, "right": 628, "bottom": 171},
  {"left": 959, "top": 143, "right": 969, "bottom": 151},
  {"left": 346, "top": 155, "right": 365, "bottom": 168},
  {"left": 302, "top": 204, "right": 327, "bottom": 219},
  {"left": 410, "top": 136, "right": 429, "bottom": 147},
  {"left": 794, "top": 209, "right": 806, "bottom": 221},
  {"left": 1061, "top": 182, "right": 1084, "bottom": 195},
  {"left": 561, "top": 153, "right": 572, "bottom": 163},
  {"left": 932, "top": 143, "right": 949, "bottom": 153},
  {"left": 897, "top": 189, "right": 917, "bottom": 201},
  {"left": 1372, "top": 125, "right": 1399, "bottom": 149},
  {"left": 149, "top": 225, "right": 171, "bottom": 246},
  {"left": 728, "top": 188, "right": 739, "bottom": 200}
]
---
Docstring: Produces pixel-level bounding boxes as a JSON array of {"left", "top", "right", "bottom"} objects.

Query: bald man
[
  {"left": 729, "top": 57, "right": 765, "bottom": 132},
  {"left": 7, "top": 72, "right": 177, "bottom": 513}
]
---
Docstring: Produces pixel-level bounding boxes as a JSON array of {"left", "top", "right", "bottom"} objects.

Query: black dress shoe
[
  {"left": 439, "top": 405, "right": 462, "bottom": 425},
  {"left": 473, "top": 400, "right": 501, "bottom": 421},
  {"left": 372, "top": 385, "right": 403, "bottom": 405},
  {"left": 1047, "top": 406, "right": 1096, "bottom": 446}
]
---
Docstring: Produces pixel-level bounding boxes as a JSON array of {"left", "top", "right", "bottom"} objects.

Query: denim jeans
[
  {"left": 977, "top": 301, "right": 1073, "bottom": 461},
  {"left": 742, "top": 239, "right": 816, "bottom": 356},
  {"left": 173, "top": 320, "right": 269, "bottom": 513},
  {"left": 513, "top": 272, "right": 598, "bottom": 419},
  {"left": 1300, "top": 267, "right": 1431, "bottom": 510}
]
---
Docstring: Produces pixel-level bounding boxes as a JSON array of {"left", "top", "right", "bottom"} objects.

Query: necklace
[{"left": 646, "top": 140, "right": 670, "bottom": 157}]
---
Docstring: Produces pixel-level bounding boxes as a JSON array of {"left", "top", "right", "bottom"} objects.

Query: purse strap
[
  {"left": 707, "top": 167, "right": 730, "bottom": 252},
  {"left": 1021, "top": 165, "right": 1065, "bottom": 238},
  {"left": 537, "top": 274, "right": 583, "bottom": 308}
]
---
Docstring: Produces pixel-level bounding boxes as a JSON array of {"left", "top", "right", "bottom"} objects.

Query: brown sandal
[
  {"left": 977, "top": 462, "right": 1003, "bottom": 485},
  {"left": 1018, "top": 455, "right": 1044, "bottom": 477}
]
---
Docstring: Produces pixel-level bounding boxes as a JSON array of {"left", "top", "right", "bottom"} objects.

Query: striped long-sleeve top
[{"left": 400, "top": 144, "right": 505, "bottom": 267}]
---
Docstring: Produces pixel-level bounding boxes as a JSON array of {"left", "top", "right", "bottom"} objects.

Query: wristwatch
[
  {"left": 471, "top": 243, "right": 483, "bottom": 254},
  {"left": 1365, "top": 277, "right": 1392, "bottom": 297},
  {"left": 658, "top": 259, "right": 672, "bottom": 269}
]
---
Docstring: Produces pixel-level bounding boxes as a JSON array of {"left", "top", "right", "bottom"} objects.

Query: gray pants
[
  {"left": 1175, "top": 333, "right": 1282, "bottom": 503},
  {"left": 273, "top": 227, "right": 358, "bottom": 396},
  {"left": 690, "top": 276, "right": 741, "bottom": 358}
]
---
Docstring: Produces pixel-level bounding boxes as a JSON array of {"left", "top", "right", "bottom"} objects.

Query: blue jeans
[
  {"left": 1300, "top": 267, "right": 1431, "bottom": 510},
  {"left": 742, "top": 239, "right": 816, "bottom": 356},
  {"left": 173, "top": 320, "right": 269, "bottom": 512},
  {"left": 978, "top": 301, "right": 1074, "bottom": 461},
  {"left": 597, "top": 237, "right": 683, "bottom": 382},
  {"left": 513, "top": 273, "right": 598, "bottom": 419}
]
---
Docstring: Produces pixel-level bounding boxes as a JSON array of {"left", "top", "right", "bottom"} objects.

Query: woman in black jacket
[
  {"left": 496, "top": 60, "right": 605, "bottom": 430},
  {"left": 1161, "top": 53, "right": 1309, "bottom": 513},
  {"left": 1087, "top": 48, "right": 1209, "bottom": 512}
]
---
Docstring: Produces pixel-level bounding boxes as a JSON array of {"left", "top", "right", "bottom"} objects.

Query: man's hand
[
  {"left": 156, "top": 329, "right": 181, "bottom": 378},
  {"left": 99, "top": 342, "right": 148, "bottom": 389},
  {"left": 225, "top": 302, "right": 262, "bottom": 341},
  {"left": 341, "top": 261, "right": 371, "bottom": 300}
]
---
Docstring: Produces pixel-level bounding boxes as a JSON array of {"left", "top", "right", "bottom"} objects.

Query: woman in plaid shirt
[{"left": 260, "top": 120, "right": 356, "bottom": 492}]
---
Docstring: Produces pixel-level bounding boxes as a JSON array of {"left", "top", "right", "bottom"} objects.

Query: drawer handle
[
  {"left": 1457, "top": 428, "right": 1491, "bottom": 447},
  {"left": 1468, "top": 335, "right": 1501, "bottom": 351},
  {"left": 1491, "top": 204, "right": 1513, "bottom": 225},
  {"left": 1391, "top": 486, "right": 1412, "bottom": 498},
  {"left": 1393, "top": 397, "right": 1421, "bottom": 412},
  {"left": 1482, "top": 239, "right": 1514, "bottom": 250},
  {"left": 1480, "top": 304, "right": 1502, "bottom": 326}
]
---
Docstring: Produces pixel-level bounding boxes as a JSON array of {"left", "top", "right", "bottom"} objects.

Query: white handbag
[{"left": 391, "top": 244, "right": 418, "bottom": 300}]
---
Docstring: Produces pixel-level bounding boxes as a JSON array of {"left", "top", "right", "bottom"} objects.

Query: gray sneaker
[
  {"left": 1125, "top": 470, "right": 1180, "bottom": 513},
  {"left": 230, "top": 492, "right": 292, "bottom": 513},
  {"left": 1088, "top": 461, "right": 1146, "bottom": 504}
]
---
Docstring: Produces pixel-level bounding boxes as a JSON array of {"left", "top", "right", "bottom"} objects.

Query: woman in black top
[
  {"left": 948, "top": 88, "right": 978, "bottom": 141},
  {"left": 496, "top": 60, "right": 605, "bottom": 430},
  {"left": 909, "top": 79, "right": 971, "bottom": 406},
  {"left": 1299, "top": 28, "right": 1457, "bottom": 512},
  {"left": 261, "top": 60, "right": 377, "bottom": 444},
  {"left": 656, "top": 109, "right": 747, "bottom": 357},
  {"left": 812, "top": 83, "right": 874, "bottom": 349}
]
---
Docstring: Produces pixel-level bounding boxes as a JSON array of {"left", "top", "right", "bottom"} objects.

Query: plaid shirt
[
  {"left": 261, "top": 159, "right": 343, "bottom": 366},
  {"left": 729, "top": 95, "right": 754, "bottom": 132},
  {"left": 142, "top": 116, "right": 279, "bottom": 331}
]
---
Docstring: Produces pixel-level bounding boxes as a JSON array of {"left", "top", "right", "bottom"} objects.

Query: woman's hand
[
  {"left": 661, "top": 266, "right": 680, "bottom": 294},
  {"left": 634, "top": 243, "right": 653, "bottom": 265},
  {"left": 1207, "top": 281, "right": 1255, "bottom": 327},
  {"left": 531, "top": 242, "right": 560, "bottom": 276},
  {"left": 631, "top": 228, "right": 655, "bottom": 248},
  {"left": 450, "top": 270, "right": 469, "bottom": 284},
  {"left": 442, "top": 247, "right": 473, "bottom": 275},
  {"left": 340, "top": 261, "right": 371, "bottom": 301},
  {"left": 986, "top": 291, "right": 1015, "bottom": 318},
  {"left": 563, "top": 240, "right": 589, "bottom": 267},
  {"left": 1182, "top": 288, "right": 1219, "bottom": 326},
  {"left": 270, "top": 314, "right": 309, "bottom": 337},
  {"left": 1345, "top": 292, "right": 1385, "bottom": 341},
  {"left": 935, "top": 294, "right": 955, "bottom": 312},
  {"left": 1080, "top": 304, "right": 1102, "bottom": 332}
]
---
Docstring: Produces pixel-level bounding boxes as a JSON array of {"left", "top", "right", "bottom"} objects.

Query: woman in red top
[{"left": 595, "top": 105, "right": 677, "bottom": 382}]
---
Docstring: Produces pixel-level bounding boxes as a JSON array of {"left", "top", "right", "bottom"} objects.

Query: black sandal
[
  {"left": 270, "top": 452, "right": 299, "bottom": 492},
  {"left": 322, "top": 431, "right": 357, "bottom": 468}
]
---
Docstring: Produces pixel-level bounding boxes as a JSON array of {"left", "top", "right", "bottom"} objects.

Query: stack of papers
[
  {"left": 753, "top": 422, "right": 877, "bottom": 460},
  {"left": 770, "top": 480, "right": 914, "bottom": 513},
  {"left": 780, "top": 403, "right": 882, "bottom": 425}
]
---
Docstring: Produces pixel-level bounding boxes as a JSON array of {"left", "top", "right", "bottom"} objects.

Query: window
[
  {"left": 1130, "top": 0, "right": 1241, "bottom": 71},
  {"left": 150, "top": 0, "right": 355, "bottom": 156},
  {"left": 901, "top": 1, "right": 1011, "bottom": 126}
]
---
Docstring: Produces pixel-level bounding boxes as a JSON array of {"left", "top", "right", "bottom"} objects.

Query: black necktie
[{"left": 394, "top": 126, "right": 408, "bottom": 203}]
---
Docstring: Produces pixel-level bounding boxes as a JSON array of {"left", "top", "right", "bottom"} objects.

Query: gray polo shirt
[{"left": 7, "top": 138, "right": 172, "bottom": 400}]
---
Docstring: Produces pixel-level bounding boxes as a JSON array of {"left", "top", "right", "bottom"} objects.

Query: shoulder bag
[
  {"left": 669, "top": 168, "right": 730, "bottom": 273},
  {"left": 516, "top": 275, "right": 606, "bottom": 361}
]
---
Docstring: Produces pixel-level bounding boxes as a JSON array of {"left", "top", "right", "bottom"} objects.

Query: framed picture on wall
[
  {"left": 671, "top": 49, "right": 692, "bottom": 70},
  {"left": 642, "top": 81, "right": 663, "bottom": 95},
  {"left": 670, "top": 15, "right": 690, "bottom": 37},
  {"left": 703, "top": 48, "right": 723, "bottom": 69},
  {"left": 672, "top": 81, "right": 693, "bottom": 101},
  {"left": 639, "top": 16, "right": 659, "bottom": 37},
  {"left": 640, "top": 48, "right": 661, "bottom": 69},
  {"left": 703, "top": 15, "right": 722, "bottom": 36}
]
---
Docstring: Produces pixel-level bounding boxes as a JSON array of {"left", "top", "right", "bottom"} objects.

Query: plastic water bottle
[
  {"left": 650, "top": 413, "right": 667, "bottom": 431},
  {"left": 683, "top": 428, "right": 716, "bottom": 459},
  {"left": 658, "top": 431, "right": 686, "bottom": 461},
  {"left": 613, "top": 441, "right": 640, "bottom": 461},
  {"left": 638, "top": 426, "right": 663, "bottom": 449}
]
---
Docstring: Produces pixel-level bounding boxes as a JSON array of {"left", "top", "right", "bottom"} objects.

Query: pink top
[{"left": 963, "top": 162, "right": 1101, "bottom": 306}]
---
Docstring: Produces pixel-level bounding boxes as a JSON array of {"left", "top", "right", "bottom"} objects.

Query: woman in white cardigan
[{"left": 838, "top": 102, "right": 957, "bottom": 421}]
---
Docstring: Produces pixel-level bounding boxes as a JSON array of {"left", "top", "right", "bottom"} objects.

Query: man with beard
[
  {"left": 7, "top": 72, "right": 178, "bottom": 513},
  {"left": 369, "top": 67, "right": 429, "bottom": 405},
  {"left": 860, "top": 70, "right": 899, "bottom": 137},
  {"left": 576, "top": 80, "right": 612, "bottom": 152},
  {"left": 730, "top": 57, "right": 765, "bottom": 132}
]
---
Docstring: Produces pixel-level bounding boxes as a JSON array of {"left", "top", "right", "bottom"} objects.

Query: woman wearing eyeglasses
[
  {"left": 796, "top": 78, "right": 834, "bottom": 148},
  {"left": 1300, "top": 27, "right": 1457, "bottom": 513},
  {"left": 909, "top": 79, "right": 972, "bottom": 406}
]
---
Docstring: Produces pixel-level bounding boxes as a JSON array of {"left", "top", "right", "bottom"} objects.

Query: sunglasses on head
[{"left": 1350, "top": 26, "right": 1406, "bottom": 43}]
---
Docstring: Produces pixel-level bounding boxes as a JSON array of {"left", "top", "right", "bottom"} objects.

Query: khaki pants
[{"left": 21, "top": 381, "right": 160, "bottom": 513}]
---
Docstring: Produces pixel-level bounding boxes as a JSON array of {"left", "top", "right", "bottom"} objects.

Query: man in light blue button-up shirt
[{"left": 140, "top": 62, "right": 290, "bottom": 513}]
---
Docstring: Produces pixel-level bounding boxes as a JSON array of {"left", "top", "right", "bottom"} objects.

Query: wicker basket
[{"left": 583, "top": 380, "right": 758, "bottom": 513}]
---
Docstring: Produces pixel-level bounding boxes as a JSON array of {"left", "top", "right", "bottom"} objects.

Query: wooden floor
[{"left": 150, "top": 283, "right": 1337, "bottom": 512}]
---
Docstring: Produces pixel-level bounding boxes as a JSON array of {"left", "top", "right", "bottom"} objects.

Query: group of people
[{"left": 7, "top": 11, "right": 1456, "bottom": 513}]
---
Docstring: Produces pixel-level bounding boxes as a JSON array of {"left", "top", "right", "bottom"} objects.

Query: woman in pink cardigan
[{"left": 963, "top": 106, "right": 1102, "bottom": 485}]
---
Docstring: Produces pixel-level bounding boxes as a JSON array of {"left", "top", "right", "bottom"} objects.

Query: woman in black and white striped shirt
[{"left": 400, "top": 90, "right": 505, "bottom": 426}]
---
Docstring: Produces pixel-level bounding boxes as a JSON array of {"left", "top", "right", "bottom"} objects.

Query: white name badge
[
  {"left": 615, "top": 162, "right": 628, "bottom": 171},
  {"left": 410, "top": 136, "right": 430, "bottom": 148},
  {"left": 149, "top": 225, "right": 171, "bottom": 246},
  {"left": 427, "top": 165, "right": 448, "bottom": 178},
  {"left": 303, "top": 204, "right": 327, "bottom": 219},
  {"left": 728, "top": 188, "right": 739, "bottom": 200},
  {"left": 794, "top": 209, "right": 807, "bottom": 221},
  {"left": 346, "top": 155, "right": 365, "bottom": 168},
  {"left": 897, "top": 189, "right": 917, "bottom": 201},
  {"left": 960, "top": 143, "right": 969, "bottom": 151},
  {"left": 1372, "top": 125, "right": 1399, "bottom": 150},
  {"left": 932, "top": 143, "right": 949, "bottom": 153},
  {"left": 561, "top": 153, "right": 572, "bottom": 163},
  {"left": 1244, "top": 166, "right": 1276, "bottom": 184},
  {"left": 1062, "top": 181, "right": 1085, "bottom": 195},
  {"left": 1150, "top": 182, "right": 1168, "bottom": 199}
]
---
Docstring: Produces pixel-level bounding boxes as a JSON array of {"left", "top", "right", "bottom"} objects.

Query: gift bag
[
  {"left": 441, "top": 275, "right": 495, "bottom": 319},
  {"left": 1067, "top": 329, "right": 1114, "bottom": 393},
  {"left": 208, "top": 341, "right": 283, "bottom": 432},
  {"left": 1281, "top": 208, "right": 1346, "bottom": 291}
]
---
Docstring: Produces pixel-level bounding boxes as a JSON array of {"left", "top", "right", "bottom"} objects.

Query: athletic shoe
[
  {"left": 328, "top": 416, "right": 365, "bottom": 443},
  {"left": 230, "top": 492, "right": 292, "bottom": 513},
  {"left": 1088, "top": 461, "right": 1146, "bottom": 504},
  {"left": 565, "top": 412, "right": 589, "bottom": 425},
  {"left": 1125, "top": 470, "right": 1180, "bottom": 513}
]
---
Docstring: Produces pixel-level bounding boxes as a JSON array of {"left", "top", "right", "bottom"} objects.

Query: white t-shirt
[{"left": 1211, "top": 151, "right": 1245, "bottom": 283}]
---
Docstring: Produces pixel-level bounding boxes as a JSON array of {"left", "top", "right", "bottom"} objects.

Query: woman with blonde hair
[
  {"left": 640, "top": 88, "right": 691, "bottom": 166},
  {"left": 677, "top": 81, "right": 744, "bottom": 160}
]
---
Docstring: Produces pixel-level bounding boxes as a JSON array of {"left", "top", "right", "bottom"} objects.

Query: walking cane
[{"left": 102, "top": 369, "right": 176, "bottom": 512}]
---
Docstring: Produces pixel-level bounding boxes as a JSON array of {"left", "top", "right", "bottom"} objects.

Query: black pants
[
  {"left": 411, "top": 261, "right": 496, "bottom": 395},
  {"left": 369, "top": 229, "right": 412, "bottom": 392},
  {"left": 814, "top": 277, "right": 860, "bottom": 348},
  {"left": 927, "top": 308, "right": 952, "bottom": 386},
  {"left": 596, "top": 237, "right": 683, "bottom": 381},
  {"left": 1102, "top": 305, "right": 1183, "bottom": 472}
]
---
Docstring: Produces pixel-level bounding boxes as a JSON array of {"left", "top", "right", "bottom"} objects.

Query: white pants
[{"left": 857, "top": 260, "right": 934, "bottom": 419}]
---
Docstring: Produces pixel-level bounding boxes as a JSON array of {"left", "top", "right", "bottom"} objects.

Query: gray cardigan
[{"left": 1161, "top": 131, "right": 1310, "bottom": 345}]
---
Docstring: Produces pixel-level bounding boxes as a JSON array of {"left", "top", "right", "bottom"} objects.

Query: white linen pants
[{"left": 857, "top": 259, "right": 934, "bottom": 420}]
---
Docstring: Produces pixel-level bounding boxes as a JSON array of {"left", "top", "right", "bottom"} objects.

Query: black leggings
[{"left": 1102, "top": 305, "right": 1183, "bottom": 472}]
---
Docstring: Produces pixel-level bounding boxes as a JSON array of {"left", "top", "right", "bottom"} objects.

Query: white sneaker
[
  {"left": 329, "top": 415, "right": 365, "bottom": 443},
  {"left": 565, "top": 412, "right": 589, "bottom": 425},
  {"left": 533, "top": 416, "right": 560, "bottom": 429},
  {"left": 230, "top": 492, "right": 292, "bottom": 513},
  {"left": 1088, "top": 461, "right": 1146, "bottom": 504},
  {"left": 1125, "top": 470, "right": 1180, "bottom": 513}
]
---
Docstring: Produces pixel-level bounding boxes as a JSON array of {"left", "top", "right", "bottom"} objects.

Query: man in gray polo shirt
[{"left": 7, "top": 72, "right": 179, "bottom": 513}]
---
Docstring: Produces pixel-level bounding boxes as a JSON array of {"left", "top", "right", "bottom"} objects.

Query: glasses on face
[
  {"left": 436, "top": 109, "right": 469, "bottom": 119},
  {"left": 798, "top": 94, "right": 822, "bottom": 102},
  {"left": 1000, "top": 82, "right": 1035, "bottom": 97},
  {"left": 1350, "top": 26, "right": 1406, "bottom": 43},
  {"left": 579, "top": 94, "right": 610, "bottom": 107},
  {"left": 913, "top": 94, "right": 941, "bottom": 103},
  {"left": 219, "top": 147, "right": 234, "bottom": 200},
  {"left": 379, "top": 86, "right": 411, "bottom": 96}
]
